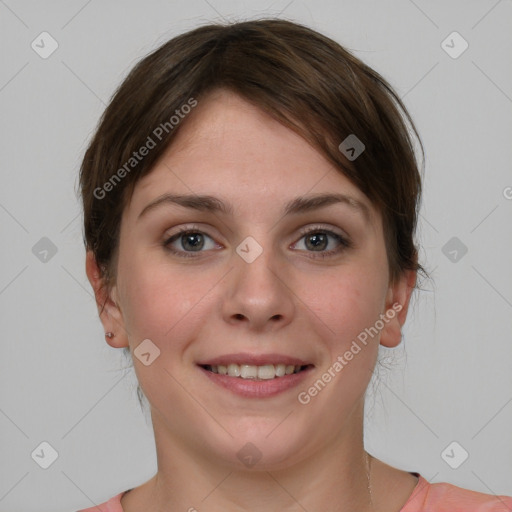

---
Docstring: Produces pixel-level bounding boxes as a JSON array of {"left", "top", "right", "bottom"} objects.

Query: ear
[
  {"left": 379, "top": 268, "right": 417, "bottom": 348},
  {"left": 85, "top": 250, "right": 129, "bottom": 348}
]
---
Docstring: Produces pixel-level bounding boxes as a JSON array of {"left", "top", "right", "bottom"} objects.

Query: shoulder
[
  {"left": 76, "top": 491, "right": 127, "bottom": 512},
  {"left": 401, "top": 475, "right": 512, "bottom": 512}
]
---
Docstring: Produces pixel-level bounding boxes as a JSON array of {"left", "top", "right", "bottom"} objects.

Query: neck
[{"left": 132, "top": 404, "right": 374, "bottom": 512}]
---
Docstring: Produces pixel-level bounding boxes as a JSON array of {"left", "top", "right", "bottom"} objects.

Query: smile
[{"left": 201, "top": 363, "right": 310, "bottom": 380}]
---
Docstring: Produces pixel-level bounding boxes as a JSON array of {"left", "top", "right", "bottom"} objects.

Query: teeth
[
  {"left": 206, "top": 363, "right": 305, "bottom": 380},
  {"left": 227, "top": 364, "right": 240, "bottom": 377},
  {"left": 275, "top": 364, "right": 286, "bottom": 377},
  {"left": 257, "top": 365, "right": 276, "bottom": 380},
  {"left": 240, "top": 365, "right": 258, "bottom": 379}
]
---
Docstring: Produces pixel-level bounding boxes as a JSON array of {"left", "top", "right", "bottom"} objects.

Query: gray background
[{"left": 0, "top": 0, "right": 511, "bottom": 510}]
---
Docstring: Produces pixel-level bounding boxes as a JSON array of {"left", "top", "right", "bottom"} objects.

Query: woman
[{"left": 78, "top": 18, "right": 512, "bottom": 511}]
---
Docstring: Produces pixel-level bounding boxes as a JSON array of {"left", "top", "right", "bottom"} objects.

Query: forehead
[
  {"left": 128, "top": 89, "right": 377, "bottom": 227},
  {"left": 154, "top": 89, "right": 333, "bottom": 181}
]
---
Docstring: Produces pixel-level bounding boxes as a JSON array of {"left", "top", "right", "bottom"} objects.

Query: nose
[{"left": 221, "top": 242, "right": 295, "bottom": 332}]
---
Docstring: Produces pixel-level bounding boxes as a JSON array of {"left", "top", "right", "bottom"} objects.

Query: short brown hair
[{"left": 80, "top": 18, "right": 426, "bottom": 305}]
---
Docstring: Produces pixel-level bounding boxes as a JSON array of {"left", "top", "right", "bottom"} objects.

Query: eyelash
[{"left": 163, "top": 225, "right": 352, "bottom": 259}]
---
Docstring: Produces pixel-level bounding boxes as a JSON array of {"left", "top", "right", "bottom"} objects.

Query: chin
[{"left": 210, "top": 420, "right": 310, "bottom": 471}]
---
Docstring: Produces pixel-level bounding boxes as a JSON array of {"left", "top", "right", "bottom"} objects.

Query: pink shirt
[{"left": 77, "top": 474, "right": 512, "bottom": 511}]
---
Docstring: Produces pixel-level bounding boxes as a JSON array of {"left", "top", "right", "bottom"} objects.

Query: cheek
[
  {"left": 117, "top": 251, "right": 213, "bottom": 344},
  {"left": 296, "top": 270, "right": 386, "bottom": 415},
  {"left": 302, "top": 263, "right": 387, "bottom": 348}
]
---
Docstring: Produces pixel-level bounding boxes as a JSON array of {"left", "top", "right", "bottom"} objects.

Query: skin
[{"left": 86, "top": 89, "right": 418, "bottom": 512}]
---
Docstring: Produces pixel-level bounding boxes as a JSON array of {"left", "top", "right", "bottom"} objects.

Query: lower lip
[{"left": 198, "top": 365, "right": 313, "bottom": 398}]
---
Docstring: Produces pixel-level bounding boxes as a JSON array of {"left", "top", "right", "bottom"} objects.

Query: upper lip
[{"left": 197, "top": 353, "right": 313, "bottom": 367}]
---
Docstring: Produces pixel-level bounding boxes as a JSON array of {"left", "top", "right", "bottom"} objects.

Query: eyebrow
[{"left": 137, "top": 192, "right": 371, "bottom": 223}]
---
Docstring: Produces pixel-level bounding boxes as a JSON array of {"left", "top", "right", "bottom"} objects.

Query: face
[{"left": 87, "top": 89, "right": 414, "bottom": 470}]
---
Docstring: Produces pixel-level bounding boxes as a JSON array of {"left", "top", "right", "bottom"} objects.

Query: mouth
[
  {"left": 196, "top": 355, "right": 315, "bottom": 398},
  {"left": 199, "top": 363, "right": 313, "bottom": 380}
]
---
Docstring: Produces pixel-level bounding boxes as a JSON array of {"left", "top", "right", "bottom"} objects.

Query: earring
[{"left": 105, "top": 332, "right": 115, "bottom": 339}]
